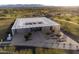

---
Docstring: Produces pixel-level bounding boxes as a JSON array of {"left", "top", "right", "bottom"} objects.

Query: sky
[{"left": 0, "top": 0, "right": 79, "bottom": 6}]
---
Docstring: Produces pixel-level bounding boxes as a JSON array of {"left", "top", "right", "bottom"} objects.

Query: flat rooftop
[{"left": 12, "top": 17, "right": 60, "bottom": 29}]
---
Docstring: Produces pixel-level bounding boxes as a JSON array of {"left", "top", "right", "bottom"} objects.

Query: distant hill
[{"left": 0, "top": 4, "right": 44, "bottom": 8}]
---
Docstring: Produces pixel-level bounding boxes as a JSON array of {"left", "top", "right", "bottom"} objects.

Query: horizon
[
  {"left": 0, "top": 0, "right": 79, "bottom": 6},
  {"left": 1, "top": 4, "right": 79, "bottom": 7}
]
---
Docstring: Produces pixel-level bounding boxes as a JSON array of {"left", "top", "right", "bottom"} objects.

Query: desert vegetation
[
  {"left": 0, "top": 46, "right": 65, "bottom": 54},
  {"left": 0, "top": 6, "right": 79, "bottom": 53}
]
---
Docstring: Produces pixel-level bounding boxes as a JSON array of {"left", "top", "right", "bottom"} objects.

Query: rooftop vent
[
  {"left": 24, "top": 22, "right": 43, "bottom": 25},
  {"left": 38, "top": 22, "right": 43, "bottom": 24},
  {"left": 25, "top": 23, "right": 32, "bottom": 25}
]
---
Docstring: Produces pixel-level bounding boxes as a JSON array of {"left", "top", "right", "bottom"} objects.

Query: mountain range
[{"left": 0, "top": 4, "right": 44, "bottom": 8}]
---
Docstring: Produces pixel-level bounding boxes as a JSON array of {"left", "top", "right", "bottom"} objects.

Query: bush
[
  {"left": 28, "top": 32, "right": 32, "bottom": 36},
  {"left": 24, "top": 32, "right": 32, "bottom": 41},
  {"left": 46, "top": 32, "right": 51, "bottom": 35},
  {"left": 65, "top": 17, "right": 71, "bottom": 21}
]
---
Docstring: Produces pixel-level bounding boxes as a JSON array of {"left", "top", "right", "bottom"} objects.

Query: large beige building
[{"left": 11, "top": 17, "right": 60, "bottom": 36}]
